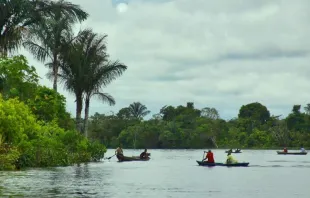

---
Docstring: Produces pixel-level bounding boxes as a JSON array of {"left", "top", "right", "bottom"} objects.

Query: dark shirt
[{"left": 140, "top": 151, "right": 147, "bottom": 159}]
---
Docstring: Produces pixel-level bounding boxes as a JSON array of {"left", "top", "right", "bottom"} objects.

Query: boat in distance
[
  {"left": 225, "top": 150, "right": 242, "bottom": 153},
  {"left": 276, "top": 151, "right": 307, "bottom": 155},
  {"left": 196, "top": 160, "right": 249, "bottom": 167}
]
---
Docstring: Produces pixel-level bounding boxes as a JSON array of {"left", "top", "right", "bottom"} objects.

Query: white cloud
[{"left": 19, "top": 0, "right": 310, "bottom": 119}]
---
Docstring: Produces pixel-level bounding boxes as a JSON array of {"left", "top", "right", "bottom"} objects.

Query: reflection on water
[{"left": 1, "top": 149, "right": 310, "bottom": 198}]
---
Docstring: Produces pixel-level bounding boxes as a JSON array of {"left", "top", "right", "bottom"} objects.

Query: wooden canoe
[
  {"left": 225, "top": 150, "right": 242, "bottom": 153},
  {"left": 118, "top": 153, "right": 151, "bottom": 162},
  {"left": 196, "top": 160, "right": 249, "bottom": 167},
  {"left": 277, "top": 151, "right": 307, "bottom": 155}
]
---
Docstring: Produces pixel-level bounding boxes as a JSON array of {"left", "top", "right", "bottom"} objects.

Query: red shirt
[
  {"left": 206, "top": 152, "right": 215, "bottom": 163},
  {"left": 284, "top": 148, "right": 288, "bottom": 153}
]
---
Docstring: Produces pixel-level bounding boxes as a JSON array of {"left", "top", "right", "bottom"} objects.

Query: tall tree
[
  {"left": 23, "top": 0, "right": 88, "bottom": 91},
  {"left": 238, "top": 102, "right": 270, "bottom": 124},
  {"left": 81, "top": 31, "right": 127, "bottom": 137},
  {"left": 0, "top": 0, "right": 88, "bottom": 57},
  {"left": 201, "top": 107, "right": 220, "bottom": 120},
  {"left": 56, "top": 29, "right": 127, "bottom": 135},
  {"left": 128, "top": 102, "right": 150, "bottom": 119},
  {"left": 304, "top": 104, "right": 310, "bottom": 115}
]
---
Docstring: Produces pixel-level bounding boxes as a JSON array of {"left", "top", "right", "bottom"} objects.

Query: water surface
[{"left": 1, "top": 149, "right": 309, "bottom": 197}]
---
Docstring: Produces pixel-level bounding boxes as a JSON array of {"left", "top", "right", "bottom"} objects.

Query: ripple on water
[{"left": 1, "top": 150, "right": 310, "bottom": 198}]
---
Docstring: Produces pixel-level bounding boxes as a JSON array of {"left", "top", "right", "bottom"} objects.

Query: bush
[{"left": 0, "top": 95, "right": 107, "bottom": 170}]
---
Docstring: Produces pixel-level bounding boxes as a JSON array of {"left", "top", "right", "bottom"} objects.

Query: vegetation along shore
[
  {"left": 0, "top": 0, "right": 127, "bottom": 170},
  {"left": 1, "top": 0, "right": 309, "bottom": 170}
]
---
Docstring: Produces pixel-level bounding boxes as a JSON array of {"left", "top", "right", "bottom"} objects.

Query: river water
[{"left": 0, "top": 149, "right": 309, "bottom": 198}]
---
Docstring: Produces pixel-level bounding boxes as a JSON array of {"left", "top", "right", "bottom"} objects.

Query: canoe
[
  {"left": 196, "top": 160, "right": 249, "bottom": 167},
  {"left": 225, "top": 151, "right": 242, "bottom": 153},
  {"left": 277, "top": 151, "right": 307, "bottom": 155},
  {"left": 118, "top": 156, "right": 150, "bottom": 162}
]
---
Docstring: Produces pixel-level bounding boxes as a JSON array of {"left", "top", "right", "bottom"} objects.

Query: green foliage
[
  {"left": 27, "top": 86, "right": 74, "bottom": 130},
  {"left": 0, "top": 95, "right": 39, "bottom": 144},
  {"left": 0, "top": 55, "right": 39, "bottom": 100},
  {"left": 239, "top": 102, "right": 270, "bottom": 125},
  {"left": 88, "top": 102, "right": 310, "bottom": 149},
  {"left": 0, "top": 143, "right": 20, "bottom": 170},
  {"left": 0, "top": 94, "right": 106, "bottom": 170}
]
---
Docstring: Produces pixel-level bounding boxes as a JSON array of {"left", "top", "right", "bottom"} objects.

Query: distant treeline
[{"left": 88, "top": 102, "right": 310, "bottom": 149}]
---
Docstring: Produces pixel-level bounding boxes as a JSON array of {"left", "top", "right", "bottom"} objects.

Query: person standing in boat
[
  {"left": 140, "top": 148, "right": 148, "bottom": 159},
  {"left": 115, "top": 145, "right": 124, "bottom": 161},
  {"left": 203, "top": 150, "right": 215, "bottom": 163},
  {"left": 283, "top": 147, "right": 288, "bottom": 153},
  {"left": 226, "top": 151, "right": 238, "bottom": 164}
]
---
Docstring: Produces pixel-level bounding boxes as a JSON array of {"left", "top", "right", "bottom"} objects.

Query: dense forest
[{"left": 88, "top": 102, "right": 310, "bottom": 149}]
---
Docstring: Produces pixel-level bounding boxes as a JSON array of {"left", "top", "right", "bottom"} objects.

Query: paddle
[
  {"left": 104, "top": 154, "right": 115, "bottom": 160},
  {"left": 201, "top": 151, "right": 206, "bottom": 162}
]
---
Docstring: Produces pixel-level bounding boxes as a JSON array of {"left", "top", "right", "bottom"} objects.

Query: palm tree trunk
[
  {"left": 83, "top": 96, "right": 90, "bottom": 138},
  {"left": 76, "top": 94, "right": 83, "bottom": 132},
  {"left": 52, "top": 55, "right": 58, "bottom": 91}
]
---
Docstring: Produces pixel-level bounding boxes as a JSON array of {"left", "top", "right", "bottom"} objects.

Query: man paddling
[
  {"left": 115, "top": 145, "right": 124, "bottom": 161},
  {"left": 203, "top": 150, "right": 215, "bottom": 163},
  {"left": 226, "top": 150, "right": 238, "bottom": 164},
  {"left": 140, "top": 148, "right": 148, "bottom": 159}
]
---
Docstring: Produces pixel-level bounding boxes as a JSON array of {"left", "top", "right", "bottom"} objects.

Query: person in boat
[
  {"left": 203, "top": 150, "right": 215, "bottom": 163},
  {"left": 226, "top": 151, "right": 238, "bottom": 164},
  {"left": 300, "top": 146, "right": 306, "bottom": 153},
  {"left": 283, "top": 147, "right": 288, "bottom": 153},
  {"left": 115, "top": 145, "right": 124, "bottom": 161},
  {"left": 235, "top": 148, "right": 241, "bottom": 152},
  {"left": 140, "top": 148, "right": 148, "bottom": 159}
]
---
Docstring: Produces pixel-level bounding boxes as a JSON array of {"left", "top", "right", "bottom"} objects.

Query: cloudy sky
[{"left": 18, "top": 0, "right": 310, "bottom": 119}]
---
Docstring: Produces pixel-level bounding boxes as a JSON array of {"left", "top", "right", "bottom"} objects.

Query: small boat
[
  {"left": 196, "top": 160, "right": 249, "bottom": 167},
  {"left": 277, "top": 151, "right": 307, "bottom": 155},
  {"left": 118, "top": 153, "right": 151, "bottom": 162},
  {"left": 225, "top": 150, "right": 242, "bottom": 153},
  {"left": 118, "top": 156, "right": 150, "bottom": 162}
]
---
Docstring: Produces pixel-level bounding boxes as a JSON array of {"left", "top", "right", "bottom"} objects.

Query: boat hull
[
  {"left": 277, "top": 151, "right": 307, "bottom": 155},
  {"left": 225, "top": 151, "right": 242, "bottom": 153},
  {"left": 118, "top": 156, "right": 150, "bottom": 162},
  {"left": 196, "top": 160, "right": 249, "bottom": 167}
]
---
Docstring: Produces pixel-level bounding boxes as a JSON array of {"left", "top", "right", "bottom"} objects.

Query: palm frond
[
  {"left": 92, "top": 92, "right": 116, "bottom": 106},
  {"left": 128, "top": 102, "right": 150, "bottom": 118},
  {"left": 23, "top": 40, "right": 50, "bottom": 62}
]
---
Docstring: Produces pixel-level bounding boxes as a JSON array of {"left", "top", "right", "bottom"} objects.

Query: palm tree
[
  {"left": 1, "top": 0, "right": 88, "bottom": 57},
  {"left": 55, "top": 30, "right": 87, "bottom": 131},
  {"left": 22, "top": 0, "right": 88, "bottom": 91},
  {"left": 81, "top": 31, "right": 127, "bottom": 137},
  {"left": 56, "top": 29, "right": 127, "bottom": 134},
  {"left": 128, "top": 102, "right": 151, "bottom": 119}
]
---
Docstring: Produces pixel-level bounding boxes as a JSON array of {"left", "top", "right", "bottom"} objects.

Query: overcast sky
[{"left": 18, "top": 0, "right": 310, "bottom": 120}]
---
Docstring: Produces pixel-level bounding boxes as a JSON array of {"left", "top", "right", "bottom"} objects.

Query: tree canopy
[{"left": 88, "top": 101, "right": 310, "bottom": 149}]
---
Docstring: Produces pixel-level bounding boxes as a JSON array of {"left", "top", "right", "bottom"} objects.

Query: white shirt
[{"left": 301, "top": 148, "right": 306, "bottom": 152}]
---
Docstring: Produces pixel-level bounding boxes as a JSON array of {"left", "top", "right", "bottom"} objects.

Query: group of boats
[{"left": 110, "top": 148, "right": 308, "bottom": 168}]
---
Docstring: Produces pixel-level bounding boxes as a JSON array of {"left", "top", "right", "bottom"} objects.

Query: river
[{"left": 0, "top": 149, "right": 309, "bottom": 197}]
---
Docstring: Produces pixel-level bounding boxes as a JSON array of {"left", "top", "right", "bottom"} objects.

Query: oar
[
  {"left": 104, "top": 154, "right": 115, "bottom": 160},
  {"left": 201, "top": 151, "right": 206, "bottom": 162}
]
